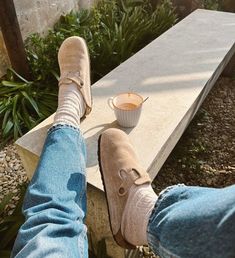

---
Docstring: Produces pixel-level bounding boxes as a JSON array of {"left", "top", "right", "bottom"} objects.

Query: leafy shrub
[
  {"left": 0, "top": 69, "right": 57, "bottom": 142},
  {"left": 0, "top": 0, "right": 177, "bottom": 141},
  {"left": 203, "top": 0, "right": 219, "bottom": 9},
  {"left": 25, "top": 0, "right": 176, "bottom": 82},
  {"left": 203, "top": 0, "right": 235, "bottom": 11}
]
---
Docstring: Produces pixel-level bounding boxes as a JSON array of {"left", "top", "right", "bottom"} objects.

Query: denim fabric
[
  {"left": 11, "top": 125, "right": 88, "bottom": 258},
  {"left": 147, "top": 184, "right": 235, "bottom": 258},
  {"left": 11, "top": 124, "right": 235, "bottom": 258}
]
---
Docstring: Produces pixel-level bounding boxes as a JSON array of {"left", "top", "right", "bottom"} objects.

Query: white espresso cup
[{"left": 108, "top": 92, "right": 144, "bottom": 127}]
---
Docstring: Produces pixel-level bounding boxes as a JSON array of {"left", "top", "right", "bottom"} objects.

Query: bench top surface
[{"left": 16, "top": 9, "right": 235, "bottom": 190}]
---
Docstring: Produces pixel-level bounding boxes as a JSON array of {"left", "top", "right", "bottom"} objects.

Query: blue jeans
[
  {"left": 11, "top": 125, "right": 235, "bottom": 258},
  {"left": 147, "top": 185, "right": 235, "bottom": 258},
  {"left": 11, "top": 125, "right": 87, "bottom": 258}
]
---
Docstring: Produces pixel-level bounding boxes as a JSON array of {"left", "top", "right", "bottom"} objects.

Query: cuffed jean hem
[
  {"left": 147, "top": 184, "right": 185, "bottom": 258},
  {"left": 147, "top": 184, "right": 235, "bottom": 258},
  {"left": 48, "top": 123, "right": 82, "bottom": 134}
]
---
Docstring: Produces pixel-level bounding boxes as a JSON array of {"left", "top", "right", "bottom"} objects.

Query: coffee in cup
[
  {"left": 108, "top": 92, "right": 144, "bottom": 127},
  {"left": 117, "top": 103, "right": 138, "bottom": 110}
]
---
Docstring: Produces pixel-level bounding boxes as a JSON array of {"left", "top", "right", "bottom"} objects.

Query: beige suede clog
[
  {"left": 58, "top": 36, "right": 92, "bottom": 118},
  {"left": 98, "top": 128, "right": 151, "bottom": 249}
]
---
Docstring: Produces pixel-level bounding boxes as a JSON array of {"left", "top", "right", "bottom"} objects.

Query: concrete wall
[{"left": 0, "top": 0, "right": 96, "bottom": 77}]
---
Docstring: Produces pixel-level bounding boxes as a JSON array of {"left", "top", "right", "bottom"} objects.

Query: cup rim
[{"left": 112, "top": 92, "right": 144, "bottom": 111}]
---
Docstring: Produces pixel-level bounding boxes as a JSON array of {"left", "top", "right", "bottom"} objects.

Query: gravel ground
[
  {"left": 153, "top": 77, "right": 235, "bottom": 194},
  {"left": 0, "top": 76, "right": 234, "bottom": 257},
  {"left": 0, "top": 144, "right": 27, "bottom": 217}
]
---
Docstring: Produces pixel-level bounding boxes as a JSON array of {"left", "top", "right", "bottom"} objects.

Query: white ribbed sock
[
  {"left": 121, "top": 184, "right": 158, "bottom": 246},
  {"left": 53, "top": 82, "right": 86, "bottom": 127}
]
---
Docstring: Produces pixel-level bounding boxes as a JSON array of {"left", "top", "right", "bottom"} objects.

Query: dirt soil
[{"left": 153, "top": 77, "right": 235, "bottom": 193}]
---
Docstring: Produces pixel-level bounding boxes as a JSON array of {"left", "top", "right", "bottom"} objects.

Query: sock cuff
[
  {"left": 53, "top": 83, "right": 86, "bottom": 128},
  {"left": 121, "top": 184, "right": 158, "bottom": 246}
]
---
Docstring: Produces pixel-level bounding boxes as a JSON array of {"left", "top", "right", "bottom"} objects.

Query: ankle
[
  {"left": 53, "top": 83, "right": 86, "bottom": 127},
  {"left": 121, "top": 184, "right": 157, "bottom": 246}
]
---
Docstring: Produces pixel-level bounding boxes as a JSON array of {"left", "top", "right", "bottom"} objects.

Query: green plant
[
  {"left": 26, "top": 0, "right": 176, "bottom": 82},
  {"left": 203, "top": 0, "right": 219, "bottom": 10},
  {"left": 203, "top": 0, "right": 235, "bottom": 12},
  {"left": 0, "top": 184, "right": 27, "bottom": 257},
  {"left": 89, "top": 0, "right": 177, "bottom": 80},
  {"left": 0, "top": 69, "right": 57, "bottom": 142},
  {"left": 0, "top": 0, "right": 176, "bottom": 141}
]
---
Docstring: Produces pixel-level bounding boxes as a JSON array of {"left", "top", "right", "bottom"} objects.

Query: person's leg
[
  {"left": 147, "top": 184, "right": 235, "bottom": 258},
  {"left": 11, "top": 125, "right": 88, "bottom": 258},
  {"left": 11, "top": 36, "right": 92, "bottom": 258},
  {"left": 98, "top": 128, "right": 235, "bottom": 258}
]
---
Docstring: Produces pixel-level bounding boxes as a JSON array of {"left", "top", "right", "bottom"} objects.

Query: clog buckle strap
[
  {"left": 59, "top": 71, "right": 84, "bottom": 88},
  {"left": 118, "top": 167, "right": 151, "bottom": 196}
]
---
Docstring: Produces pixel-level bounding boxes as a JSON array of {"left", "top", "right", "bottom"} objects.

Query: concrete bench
[{"left": 16, "top": 9, "right": 235, "bottom": 257}]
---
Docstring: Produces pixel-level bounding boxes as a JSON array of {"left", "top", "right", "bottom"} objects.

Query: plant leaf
[
  {"left": 8, "top": 68, "right": 30, "bottom": 84},
  {"left": 2, "top": 120, "right": 13, "bottom": 138},
  {"left": 1, "top": 81, "right": 26, "bottom": 88},
  {"left": 2, "top": 109, "right": 11, "bottom": 130},
  {"left": 50, "top": 70, "right": 59, "bottom": 81},
  {"left": 21, "top": 91, "right": 41, "bottom": 116}
]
